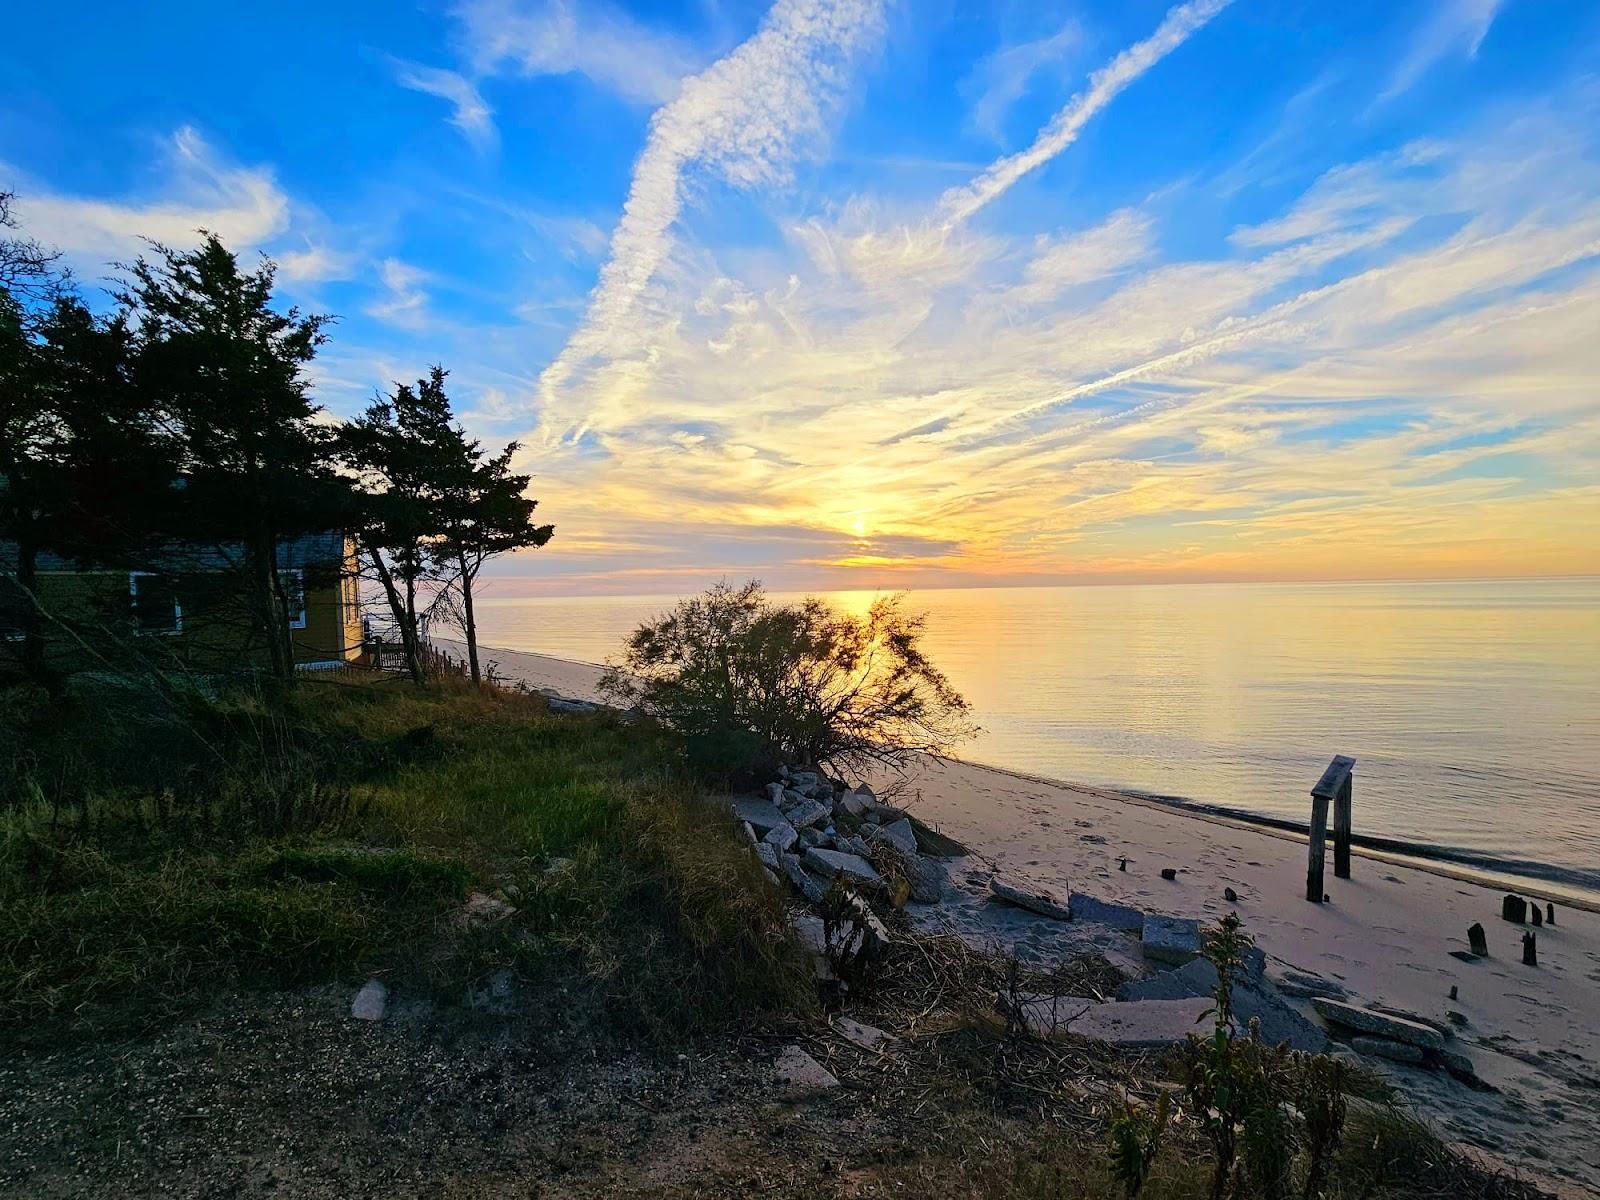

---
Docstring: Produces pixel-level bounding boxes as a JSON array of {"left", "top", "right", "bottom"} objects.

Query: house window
[
  {"left": 283, "top": 569, "right": 307, "bottom": 629},
  {"left": 129, "top": 572, "right": 181, "bottom": 635}
]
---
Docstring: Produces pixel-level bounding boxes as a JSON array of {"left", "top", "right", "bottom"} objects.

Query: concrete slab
[
  {"left": 1311, "top": 998, "right": 1445, "bottom": 1051},
  {"left": 1068, "top": 893, "right": 1146, "bottom": 931},
  {"left": 1141, "top": 915, "right": 1203, "bottom": 965},
  {"left": 1352, "top": 1035, "right": 1426, "bottom": 1064},
  {"left": 804, "top": 847, "right": 883, "bottom": 887},
  {"left": 733, "top": 798, "right": 789, "bottom": 834},
  {"left": 989, "top": 877, "right": 1071, "bottom": 921}
]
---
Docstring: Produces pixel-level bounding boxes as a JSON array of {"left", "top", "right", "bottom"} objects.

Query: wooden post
[
  {"left": 1309, "top": 756, "right": 1355, "bottom": 902},
  {"left": 1333, "top": 773, "right": 1353, "bottom": 880},
  {"left": 1307, "top": 791, "right": 1329, "bottom": 903}
]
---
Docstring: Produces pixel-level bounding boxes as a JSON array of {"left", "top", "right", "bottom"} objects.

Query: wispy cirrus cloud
[
  {"left": 535, "top": 0, "right": 887, "bottom": 432},
  {"left": 961, "top": 18, "right": 1082, "bottom": 144},
  {"left": 391, "top": 58, "right": 498, "bottom": 152},
  {"left": 451, "top": 0, "right": 702, "bottom": 106},
  {"left": 7, "top": 127, "right": 290, "bottom": 279},
  {"left": 366, "top": 256, "right": 431, "bottom": 327},
  {"left": 511, "top": 38, "right": 1600, "bottom": 592},
  {"left": 1381, "top": 0, "right": 1506, "bottom": 102},
  {"left": 3, "top": 126, "right": 366, "bottom": 291}
]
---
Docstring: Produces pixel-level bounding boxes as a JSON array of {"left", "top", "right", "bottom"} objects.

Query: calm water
[{"left": 469, "top": 579, "right": 1600, "bottom": 893}]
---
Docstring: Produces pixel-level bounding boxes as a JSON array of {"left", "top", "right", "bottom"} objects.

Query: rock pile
[{"left": 731, "top": 767, "right": 957, "bottom": 914}]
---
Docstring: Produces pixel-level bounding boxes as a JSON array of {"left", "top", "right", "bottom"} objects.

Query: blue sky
[{"left": 4, "top": 0, "right": 1599, "bottom": 593}]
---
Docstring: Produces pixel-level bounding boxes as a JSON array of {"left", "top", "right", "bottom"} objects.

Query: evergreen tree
[
  {"left": 2, "top": 286, "right": 160, "bottom": 685},
  {"left": 338, "top": 368, "right": 459, "bottom": 684},
  {"left": 432, "top": 433, "right": 553, "bottom": 687},
  {"left": 117, "top": 234, "right": 338, "bottom": 680}
]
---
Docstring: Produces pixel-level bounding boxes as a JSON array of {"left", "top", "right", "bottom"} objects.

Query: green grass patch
[{"left": 0, "top": 671, "right": 810, "bottom": 1042}]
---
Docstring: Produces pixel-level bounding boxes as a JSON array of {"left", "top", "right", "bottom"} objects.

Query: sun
[{"left": 851, "top": 515, "right": 868, "bottom": 537}]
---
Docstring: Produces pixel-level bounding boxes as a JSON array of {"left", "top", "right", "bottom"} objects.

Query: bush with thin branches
[{"left": 600, "top": 580, "right": 977, "bottom": 782}]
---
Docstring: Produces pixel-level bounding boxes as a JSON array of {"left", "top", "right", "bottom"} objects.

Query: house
[{"left": 1, "top": 531, "right": 365, "bottom": 673}]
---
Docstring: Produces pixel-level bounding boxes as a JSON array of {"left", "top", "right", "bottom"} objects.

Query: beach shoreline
[
  {"left": 946, "top": 755, "right": 1600, "bottom": 914},
  {"left": 446, "top": 635, "right": 1600, "bottom": 909},
  {"left": 438, "top": 635, "right": 1600, "bottom": 1194}
]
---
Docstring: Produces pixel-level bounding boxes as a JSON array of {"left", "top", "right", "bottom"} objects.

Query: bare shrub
[{"left": 600, "top": 579, "right": 976, "bottom": 783}]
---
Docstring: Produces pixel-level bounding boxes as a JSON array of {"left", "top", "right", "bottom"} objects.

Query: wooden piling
[
  {"left": 1309, "top": 756, "right": 1355, "bottom": 900},
  {"left": 1333, "top": 774, "right": 1353, "bottom": 880},
  {"left": 1307, "top": 790, "right": 1329, "bottom": 903}
]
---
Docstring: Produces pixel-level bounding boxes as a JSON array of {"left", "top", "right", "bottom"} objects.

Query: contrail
[{"left": 937, "top": 0, "right": 1233, "bottom": 230}]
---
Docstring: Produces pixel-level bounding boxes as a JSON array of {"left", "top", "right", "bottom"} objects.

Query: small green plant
[
  {"left": 1182, "top": 912, "right": 1252, "bottom": 1199},
  {"left": 1107, "top": 1091, "right": 1171, "bottom": 1198},
  {"left": 1297, "top": 1051, "right": 1348, "bottom": 1199}
]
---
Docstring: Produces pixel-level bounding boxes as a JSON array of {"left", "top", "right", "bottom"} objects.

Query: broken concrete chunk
[
  {"left": 733, "top": 798, "right": 790, "bottom": 834},
  {"left": 755, "top": 842, "right": 779, "bottom": 870},
  {"left": 780, "top": 853, "right": 828, "bottom": 905},
  {"left": 1438, "top": 1047, "right": 1484, "bottom": 1086},
  {"left": 838, "top": 789, "right": 874, "bottom": 817},
  {"left": 1311, "top": 998, "right": 1445, "bottom": 1051},
  {"left": 1068, "top": 892, "right": 1146, "bottom": 931},
  {"left": 902, "top": 852, "right": 948, "bottom": 904},
  {"left": 909, "top": 817, "right": 970, "bottom": 858},
  {"left": 791, "top": 912, "right": 827, "bottom": 954},
  {"left": 351, "top": 979, "right": 387, "bottom": 1022},
  {"left": 774, "top": 1045, "right": 839, "bottom": 1096},
  {"left": 834, "top": 1016, "right": 893, "bottom": 1051},
  {"left": 1351, "top": 1035, "right": 1426, "bottom": 1065},
  {"left": 988, "top": 876, "right": 1071, "bottom": 921},
  {"left": 762, "top": 822, "right": 798, "bottom": 853},
  {"left": 1272, "top": 968, "right": 1347, "bottom": 999},
  {"left": 875, "top": 817, "right": 918, "bottom": 856},
  {"left": 835, "top": 834, "right": 873, "bottom": 858},
  {"left": 1117, "top": 959, "right": 1327, "bottom": 1053},
  {"left": 765, "top": 782, "right": 786, "bottom": 805},
  {"left": 785, "top": 799, "right": 832, "bottom": 830},
  {"left": 1141, "top": 915, "right": 1202, "bottom": 965},
  {"left": 803, "top": 847, "right": 882, "bottom": 887},
  {"left": 547, "top": 697, "right": 598, "bottom": 714}
]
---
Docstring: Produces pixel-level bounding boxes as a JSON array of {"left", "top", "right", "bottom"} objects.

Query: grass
[
  {"left": 0, "top": 671, "right": 1554, "bottom": 1200},
  {"left": 0, "top": 669, "right": 811, "bottom": 1041}
]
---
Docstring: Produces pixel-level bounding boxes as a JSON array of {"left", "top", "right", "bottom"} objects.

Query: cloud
[
  {"left": 508, "top": 90, "right": 1600, "bottom": 590},
  {"left": 8, "top": 126, "right": 293, "bottom": 280},
  {"left": 1381, "top": 0, "right": 1506, "bottom": 102},
  {"left": 276, "top": 242, "right": 358, "bottom": 283},
  {"left": 536, "top": 0, "right": 887, "bottom": 429},
  {"left": 936, "top": 0, "right": 1233, "bottom": 229},
  {"left": 961, "top": 19, "right": 1082, "bottom": 143},
  {"left": 451, "top": 0, "right": 701, "bottom": 106},
  {"left": 367, "top": 257, "right": 431, "bottom": 326},
  {"left": 392, "top": 58, "right": 498, "bottom": 151}
]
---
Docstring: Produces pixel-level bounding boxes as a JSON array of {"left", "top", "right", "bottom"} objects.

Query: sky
[{"left": 4, "top": 0, "right": 1599, "bottom": 595}]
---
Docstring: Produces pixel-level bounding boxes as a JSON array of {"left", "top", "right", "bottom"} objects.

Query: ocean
[{"left": 466, "top": 578, "right": 1600, "bottom": 898}]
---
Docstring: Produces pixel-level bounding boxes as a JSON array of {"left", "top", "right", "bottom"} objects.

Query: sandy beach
[{"left": 436, "top": 637, "right": 1600, "bottom": 1196}]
